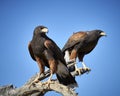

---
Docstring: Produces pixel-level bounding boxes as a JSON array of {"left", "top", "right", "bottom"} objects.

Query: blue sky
[{"left": 0, "top": 0, "right": 120, "bottom": 96}]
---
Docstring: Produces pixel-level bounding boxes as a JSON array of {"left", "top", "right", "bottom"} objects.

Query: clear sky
[{"left": 0, "top": 0, "right": 120, "bottom": 96}]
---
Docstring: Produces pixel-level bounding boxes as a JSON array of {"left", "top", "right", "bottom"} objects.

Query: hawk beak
[
  {"left": 41, "top": 28, "right": 49, "bottom": 33},
  {"left": 100, "top": 32, "right": 107, "bottom": 36}
]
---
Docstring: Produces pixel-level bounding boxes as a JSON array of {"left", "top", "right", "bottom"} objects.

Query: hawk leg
[
  {"left": 44, "top": 59, "right": 57, "bottom": 87},
  {"left": 70, "top": 49, "right": 82, "bottom": 74},
  {"left": 64, "top": 50, "right": 70, "bottom": 62},
  {"left": 81, "top": 61, "right": 91, "bottom": 73},
  {"left": 29, "top": 57, "right": 45, "bottom": 88}
]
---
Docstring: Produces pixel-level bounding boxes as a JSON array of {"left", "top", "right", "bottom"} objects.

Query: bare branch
[
  {"left": 0, "top": 62, "right": 91, "bottom": 96},
  {"left": 15, "top": 81, "right": 77, "bottom": 96}
]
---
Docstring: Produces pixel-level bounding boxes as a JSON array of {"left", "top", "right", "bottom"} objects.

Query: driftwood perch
[{"left": 0, "top": 62, "right": 91, "bottom": 96}]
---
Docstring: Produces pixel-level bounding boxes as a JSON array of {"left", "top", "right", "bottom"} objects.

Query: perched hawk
[
  {"left": 62, "top": 30, "right": 106, "bottom": 73},
  {"left": 28, "top": 25, "right": 78, "bottom": 87}
]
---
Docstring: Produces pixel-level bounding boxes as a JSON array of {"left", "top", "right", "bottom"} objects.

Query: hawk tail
[{"left": 56, "top": 61, "right": 78, "bottom": 88}]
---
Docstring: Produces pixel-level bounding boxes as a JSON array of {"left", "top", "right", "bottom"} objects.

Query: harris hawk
[
  {"left": 62, "top": 30, "right": 106, "bottom": 73},
  {"left": 28, "top": 25, "right": 78, "bottom": 87}
]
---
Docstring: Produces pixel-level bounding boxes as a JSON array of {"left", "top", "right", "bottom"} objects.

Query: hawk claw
[
  {"left": 28, "top": 77, "right": 40, "bottom": 88},
  {"left": 75, "top": 67, "right": 91, "bottom": 75},
  {"left": 28, "top": 73, "right": 44, "bottom": 88},
  {"left": 82, "top": 67, "right": 91, "bottom": 74},
  {"left": 43, "top": 80, "right": 52, "bottom": 88},
  {"left": 75, "top": 69, "right": 82, "bottom": 75}
]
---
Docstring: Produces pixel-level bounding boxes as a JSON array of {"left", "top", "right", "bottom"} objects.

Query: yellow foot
[
  {"left": 75, "top": 68, "right": 82, "bottom": 75},
  {"left": 84, "top": 67, "right": 91, "bottom": 72},
  {"left": 47, "top": 80, "right": 51, "bottom": 87},
  {"left": 28, "top": 73, "right": 44, "bottom": 88},
  {"left": 43, "top": 80, "right": 56, "bottom": 88},
  {"left": 82, "top": 67, "right": 91, "bottom": 74},
  {"left": 28, "top": 78, "right": 40, "bottom": 88},
  {"left": 75, "top": 67, "right": 91, "bottom": 75}
]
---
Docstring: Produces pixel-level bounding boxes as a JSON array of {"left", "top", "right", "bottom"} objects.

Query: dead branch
[
  {"left": 0, "top": 62, "right": 91, "bottom": 96},
  {"left": 14, "top": 80, "right": 77, "bottom": 96}
]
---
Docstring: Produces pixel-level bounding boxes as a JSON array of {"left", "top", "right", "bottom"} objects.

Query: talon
[
  {"left": 28, "top": 73, "right": 43, "bottom": 88},
  {"left": 83, "top": 67, "right": 91, "bottom": 74},
  {"left": 47, "top": 80, "right": 51, "bottom": 88},
  {"left": 38, "top": 73, "right": 45, "bottom": 80},
  {"left": 43, "top": 80, "right": 52, "bottom": 88},
  {"left": 28, "top": 78, "right": 40, "bottom": 88},
  {"left": 75, "top": 68, "right": 81, "bottom": 75}
]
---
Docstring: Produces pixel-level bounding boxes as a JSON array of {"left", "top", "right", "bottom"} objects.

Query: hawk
[
  {"left": 28, "top": 25, "right": 78, "bottom": 87},
  {"left": 62, "top": 30, "right": 106, "bottom": 73}
]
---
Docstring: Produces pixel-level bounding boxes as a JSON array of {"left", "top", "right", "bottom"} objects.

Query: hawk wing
[
  {"left": 62, "top": 32, "right": 87, "bottom": 53},
  {"left": 44, "top": 39, "right": 78, "bottom": 87},
  {"left": 44, "top": 39, "right": 66, "bottom": 65},
  {"left": 28, "top": 42, "right": 36, "bottom": 61}
]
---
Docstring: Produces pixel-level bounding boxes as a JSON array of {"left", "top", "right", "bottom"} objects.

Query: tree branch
[
  {"left": 15, "top": 80, "right": 78, "bottom": 96},
  {"left": 0, "top": 62, "right": 91, "bottom": 96}
]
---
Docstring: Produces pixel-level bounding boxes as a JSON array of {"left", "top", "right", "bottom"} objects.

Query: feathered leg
[
  {"left": 64, "top": 50, "right": 70, "bottom": 62},
  {"left": 69, "top": 49, "right": 81, "bottom": 74},
  {"left": 81, "top": 61, "right": 90, "bottom": 73},
  {"left": 29, "top": 57, "right": 45, "bottom": 88},
  {"left": 78, "top": 54, "right": 90, "bottom": 72},
  {"left": 81, "top": 61, "right": 87, "bottom": 69},
  {"left": 44, "top": 59, "right": 57, "bottom": 87},
  {"left": 35, "top": 57, "right": 45, "bottom": 81}
]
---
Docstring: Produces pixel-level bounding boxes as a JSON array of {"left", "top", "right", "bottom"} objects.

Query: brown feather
[
  {"left": 28, "top": 26, "right": 78, "bottom": 87},
  {"left": 28, "top": 42, "right": 36, "bottom": 61},
  {"left": 70, "top": 49, "right": 77, "bottom": 60},
  {"left": 62, "top": 30, "right": 106, "bottom": 62},
  {"left": 44, "top": 40, "right": 66, "bottom": 65},
  {"left": 62, "top": 32, "right": 87, "bottom": 53}
]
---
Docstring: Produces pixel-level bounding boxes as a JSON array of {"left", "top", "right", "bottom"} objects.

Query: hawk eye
[{"left": 98, "top": 31, "right": 102, "bottom": 34}]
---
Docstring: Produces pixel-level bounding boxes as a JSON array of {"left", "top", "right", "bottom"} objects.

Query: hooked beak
[
  {"left": 41, "top": 27, "right": 49, "bottom": 33},
  {"left": 100, "top": 32, "right": 107, "bottom": 36}
]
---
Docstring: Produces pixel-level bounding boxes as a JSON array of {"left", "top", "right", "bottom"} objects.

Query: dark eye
[
  {"left": 98, "top": 31, "right": 101, "bottom": 34},
  {"left": 39, "top": 27, "right": 43, "bottom": 30},
  {"left": 98, "top": 30, "right": 102, "bottom": 34}
]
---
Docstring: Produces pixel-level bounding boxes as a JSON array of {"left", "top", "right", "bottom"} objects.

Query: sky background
[{"left": 0, "top": 0, "right": 120, "bottom": 96}]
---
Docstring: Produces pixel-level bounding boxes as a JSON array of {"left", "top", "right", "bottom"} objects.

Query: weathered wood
[
  {"left": 0, "top": 62, "right": 91, "bottom": 96},
  {"left": 15, "top": 80, "right": 77, "bottom": 96}
]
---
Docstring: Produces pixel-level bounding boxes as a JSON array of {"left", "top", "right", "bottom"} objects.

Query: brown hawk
[{"left": 28, "top": 25, "right": 78, "bottom": 87}]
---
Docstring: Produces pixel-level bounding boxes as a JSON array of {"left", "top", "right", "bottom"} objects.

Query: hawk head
[
  {"left": 87, "top": 29, "right": 106, "bottom": 39},
  {"left": 34, "top": 25, "right": 48, "bottom": 35},
  {"left": 93, "top": 30, "right": 106, "bottom": 37}
]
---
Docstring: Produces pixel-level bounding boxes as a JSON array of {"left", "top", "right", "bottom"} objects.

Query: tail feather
[{"left": 56, "top": 61, "right": 78, "bottom": 88}]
